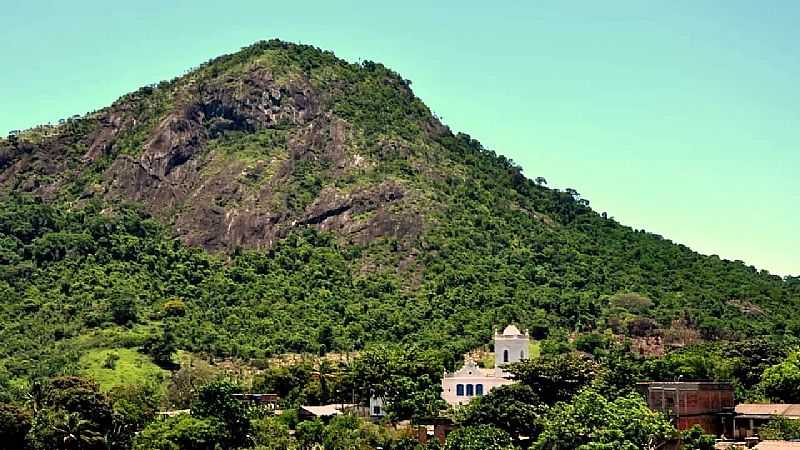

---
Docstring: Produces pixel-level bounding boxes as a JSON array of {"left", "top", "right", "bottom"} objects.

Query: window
[
  {"left": 503, "top": 349, "right": 509, "bottom": 363},
  {"left": 476, "top": 384, "right": 484, "bottom": 396},
  {"left": 373, "top": 405, "right": 381, "bottom": 415},
  {"left": 521, "top": 350, "right": 525, "bottom": 359},
  {"left": 456, "top": 384, "right": 464, "bottom": 396},
  {"left": 466, "top": 384, "right": 474, "bottom": 396}
]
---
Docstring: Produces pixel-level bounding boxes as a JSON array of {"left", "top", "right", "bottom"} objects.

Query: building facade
[
  {"left": 441, "top": 325, "right": 530, "bottom": 406},
  {"left": 637, "top": 381, "right": 735, "bottom": 437}
]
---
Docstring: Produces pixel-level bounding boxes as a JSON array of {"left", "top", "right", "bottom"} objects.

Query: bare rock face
[{"left": 0, "top": 43, "right": 433, "bottom": 253}]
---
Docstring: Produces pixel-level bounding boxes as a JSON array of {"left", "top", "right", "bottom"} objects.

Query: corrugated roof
[
  {"left": 301, "top": 405, "right": 341, "bottom": 417},
  {"left": 754, "top": 441, "right": 800, "bottom": 450},
  {"left": 735, "top": 404, "right": 800, "bottom": 418},
  {"left": 300, "top": 404, "right": 358, "bottom": 417}
]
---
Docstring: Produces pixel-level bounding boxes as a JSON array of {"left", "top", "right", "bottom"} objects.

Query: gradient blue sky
[{"left": 2, "top": 1, "right": 798, "bottom": 276}]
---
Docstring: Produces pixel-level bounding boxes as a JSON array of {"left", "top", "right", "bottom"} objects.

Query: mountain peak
[{"left": 1, "top": 40, "right": 453, "bottom": 250}]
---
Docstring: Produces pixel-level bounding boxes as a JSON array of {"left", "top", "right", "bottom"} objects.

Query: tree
[
  {"left": 52, "top": 412, "right": 106, "bottom": 450},
  {"left": 507, "top": 353, "right": 597, "bottom": 405},
  {"left": 295, "top": 419, "right": 324, "bottom": 450},
  {"left": 109, "top": 293, "right": 137, "bottom": 325},
  {"left": 444, "top": 425, "right": 516, "bottom": 450},
  {"left": 108, "top": 383, "right": 163, "bottom": 450},
  {"left": 163, "top": 298, "right": 187, "bottom": 318},
  {"left": 133, "top": 414, "right": 225, "bottom": 450},
  {"left": 34, "top": 377, "right": 113, "bottom": 431},
  {"left": 192, "top": 380, "right": 250, "bottom": 448},
  {"left": 143, "top": 321, "right": 177, "bottom": 368},
  {"left": 251, "top": 416, "right": 298, "bottom": 450},
  {"left": 680, "top": 425, "right": 715, "bottom": 450},
  {"left": 533, "top": 389, "right": 674, "bottom": 450},
  {"left": 457, "top": 384, "right": 544, "bottom": 442},
  {"left": 317, "top": 323, "right": 335, "bottom": 355},
  {"left": 0, "top": 403, "right": 31, "bottom": 450},
  {"left": 345, "top": 345, "right": 446, "bottom": 421},
  {"left": 28, "top": 410, "right": 106, "bottom": 450},
  {"left": 592, "top": 345, "right": 643, "bottom": 399},
  {"left": 166, "top": 359, "right": 217, "bottom": 409},
  {"left": 758, "top": 416, "right": 800, "bottom": 440},
  {"left": 27, "top": 377, "right": 113, "bottom": 450},
  {"left": 758, "top": 352, "right": 800, "bottom": 402}
]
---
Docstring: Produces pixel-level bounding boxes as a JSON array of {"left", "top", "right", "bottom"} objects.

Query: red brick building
[{"left": 637, "top": 381, "right": 735, "bottom": 437}]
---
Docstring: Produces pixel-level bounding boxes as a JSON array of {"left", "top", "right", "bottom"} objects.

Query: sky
[{"left": 1, "top": 1, "right": 798, "bottom": 276}]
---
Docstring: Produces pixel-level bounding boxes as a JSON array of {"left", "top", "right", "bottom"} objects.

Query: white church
[{"left": 441, "top": 324, "right": 530, "bottom": 406}]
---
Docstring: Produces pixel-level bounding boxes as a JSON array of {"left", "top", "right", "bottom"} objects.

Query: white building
[
  {"left": 369, "top": 396, "right": 386, "bottom": 417},
  {"left": 441, "top": 325, "right": 530, "bottom": 406}
]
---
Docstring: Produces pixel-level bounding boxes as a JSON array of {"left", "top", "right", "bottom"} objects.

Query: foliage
[
  {"left": 444, "top": 425, "right": 517, "bottom": 450},
  {"left": 192, "top": 380, "right": 250, "bottom": 448},
  {"left": 0, "top": 403, "right": 31, "bottom": 450},
  {"left": 456, "top": 384, "right": 544, "bottom": 441},
  {"left": 507, "top": 352, "right": 598, "bottom": 405},
  {"left": 132, "top": 414, "right": 225, "bottom": 450},
  {"left": 344, "top": 345, "right": 447, "bottom": 421},
  {"left": 758, "top": 351, "right": 800, "bottom": 402},
  {"left": 108, "top": 383, "right": 163, "bottom": 450},
  {"left": 142, "top": 321, "right": 178, "bottom": 368},
  {"left": 251, "top": 415, "right": 298, "bottom": 450},
  {"left": 26, "top": 377, "right": 112, "bottom": 450},
  {"left": 533, "top": 389, "right": 674, "bottom": 450},
  {"left": 2, "top": 39, "right": 800, "bottom": 450},
  {"left": 680, "top": 425, "right": 715, "bottom": 450},
  {"left": 758, "top": 416, "right": 800, "bottom": 440}
]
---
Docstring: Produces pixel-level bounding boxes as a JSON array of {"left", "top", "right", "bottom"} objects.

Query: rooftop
[
  {"left": 496, "top": 324, "right": 528, "bottom": 337},
  {"left": 637, "top": 381, "right": 734, "bottom": 390},
  {"left": 300, "top": 404, "right": 359, "bottom": 417},
  {"left": 735, "top": 404, "right": 800, "bottom": 418},
  {"left": 754, "top": 441, "right": 800, "bottom": 450}
]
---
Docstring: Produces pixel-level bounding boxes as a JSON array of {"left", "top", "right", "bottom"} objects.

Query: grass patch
[
  {"left": 529, "top": 341, "right": 541, "bottom": 359},
  {"left": 79, "top": 348, "right": 169, "bottom": 392}
]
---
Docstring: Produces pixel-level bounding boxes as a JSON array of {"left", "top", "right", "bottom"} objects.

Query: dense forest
[{"left": 1, "top": 40, "right": 800, "bottom": 449}]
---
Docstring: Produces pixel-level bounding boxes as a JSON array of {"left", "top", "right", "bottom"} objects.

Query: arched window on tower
[{"left": 503, "top": 349, "right": 509, "bottom": 363}]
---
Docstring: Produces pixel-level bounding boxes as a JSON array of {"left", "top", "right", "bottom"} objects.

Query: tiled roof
[{"left": 735, "top": 404, "right": 800, "bottom": 418}]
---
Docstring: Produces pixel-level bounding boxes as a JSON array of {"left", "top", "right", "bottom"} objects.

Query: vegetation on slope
[{"left": 1, "top": 39, "right": 800, "bottom": 449}]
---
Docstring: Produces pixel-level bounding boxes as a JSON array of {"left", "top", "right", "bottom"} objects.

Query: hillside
[{"left": 1, "top": 40, "right": 799, "bottom": 382}]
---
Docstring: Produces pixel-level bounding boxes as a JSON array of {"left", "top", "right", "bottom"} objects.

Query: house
[
  {"left": 637, "top": 381, "right": 735, "bottom": 436},
  {"left": 299, "top": 403, "right": 367, "bottom": 420},
  {"left": 441, "top": 325, "right": 530, "bottom": 406},
  {"left": 414, "top": 417, "right": 458, "bottom": 446},
  {"left": 734, "top": 404, "right": 800, "bottom": 439},
  {"left": 369, "top": 396, "right": 387, "bottom": 418}
]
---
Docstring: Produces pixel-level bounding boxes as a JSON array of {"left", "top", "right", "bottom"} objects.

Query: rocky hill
[{"left": 1, "top": 40, "right": 799, "bottom": 377}]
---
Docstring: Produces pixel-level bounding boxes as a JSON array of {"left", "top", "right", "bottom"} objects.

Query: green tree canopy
[
  {"left": 533, "top": 389, "right": 674, "bottom": 450},
  {"left": 444, "top": 425, "right": 517, "bottom": 450}
]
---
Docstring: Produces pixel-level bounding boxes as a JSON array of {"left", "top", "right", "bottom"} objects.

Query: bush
[{"left": 444, "top": 425, "right": 516, "bottom": 450}]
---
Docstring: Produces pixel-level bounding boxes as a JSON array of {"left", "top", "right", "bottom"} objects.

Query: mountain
[{"left": 1, "top": 40, "right": 799, "bottom": 379}]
